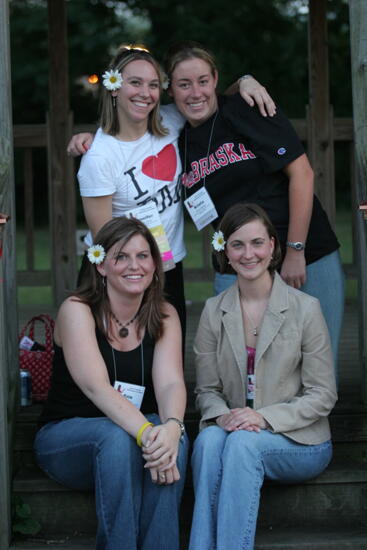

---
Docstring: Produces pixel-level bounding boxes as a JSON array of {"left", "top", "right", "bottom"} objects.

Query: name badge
[
  {"left": 184, "top": 187, "right": 218, "bottom": 231},
  {"left": 126, "top": 202, "right": 176, "bottom": 272},
  {"left": 114, "top": 380, "right": 145, "bottom": 410}
]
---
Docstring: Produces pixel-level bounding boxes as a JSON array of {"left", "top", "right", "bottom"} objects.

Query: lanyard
[{"left": 111, "top": 341, "right": 145, "bottom": 387}]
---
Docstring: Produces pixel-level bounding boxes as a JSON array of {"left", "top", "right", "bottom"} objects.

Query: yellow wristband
[{"left": 136, "top": 421, "right": 153, "bottom": 447}]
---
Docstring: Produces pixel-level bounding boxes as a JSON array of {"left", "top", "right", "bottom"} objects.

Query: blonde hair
[
  {"left": 100, "top": 45, "right": 168, "bottom": 137},
  {"left": 164, "top": 41, "right": 218, "bottom": 82}
]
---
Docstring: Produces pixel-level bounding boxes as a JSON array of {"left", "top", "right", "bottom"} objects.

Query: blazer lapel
[
  {"left": 221, "top": 283, "right": 247, "bottom": 380},
  {"left": 255, "top": 273, "right": 289, "bottom": 365}
]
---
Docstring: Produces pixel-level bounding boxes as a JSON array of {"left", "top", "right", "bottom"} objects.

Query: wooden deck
[{"left": 18, "top": 298, "right": 362, "bottom": 412}]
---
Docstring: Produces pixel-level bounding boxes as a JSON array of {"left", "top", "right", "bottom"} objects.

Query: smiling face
[
  {"left": 112, "top": 59, "right": 161, "bottom": 129},
  {"left": 97, "top": 233, "right": 156, "bottom": 298},
  {"left": 225, "top": 219, "right": 275, "bottom": 283},
  {"left": 169, "top": 57, "right": 218, "bottom": 127}
]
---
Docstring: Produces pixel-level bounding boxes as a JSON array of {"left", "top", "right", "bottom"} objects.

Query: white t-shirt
[{"left": 78, "top": 104, "right": 186, "bottom": 263}]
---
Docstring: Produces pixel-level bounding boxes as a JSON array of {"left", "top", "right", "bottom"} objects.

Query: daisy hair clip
[
  {"left": 102, "top": 69, "right": 123, "bottom": 91},
  {"left": 212, "top": 231, "right": 226, "bottom": 252},
  {"left": 161, "top": 73, "right": 170, "bottom": 90},
  {"left": 87, "top": 244, "right": 106, "bottom": 265}
]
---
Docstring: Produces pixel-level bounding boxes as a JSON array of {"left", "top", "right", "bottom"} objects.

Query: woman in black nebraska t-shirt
[{"left": 165, "top": 41, "right": 344, "bottom": 369}]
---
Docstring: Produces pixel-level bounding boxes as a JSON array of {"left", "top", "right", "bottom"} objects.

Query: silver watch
[
  {"left": 286, "top": 241, "right": 305, "bottom": 251},
  {"left": 165, "top": 417, "right": 185, "bottom": 441},
  {"left": 238, "top": 74, "right": 253, "bottom": 82}
]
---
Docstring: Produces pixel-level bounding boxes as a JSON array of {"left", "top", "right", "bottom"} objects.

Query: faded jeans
[
  {"left": 189, "top": 426, "right": 332, "bottom": 550},
  {"left": 34, "top": 414, "right": 189, "bottom": 550}
]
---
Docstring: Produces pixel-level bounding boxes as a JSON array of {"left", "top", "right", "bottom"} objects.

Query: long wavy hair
[
  {"left": 73, "top": 217, "right": 167, "bottom": 341},
  {"left": 216, "top": 203, "right": 282, "bottom": 275},
  {"left": 100, "top": 44, "right": 168, "bottom": 137}
]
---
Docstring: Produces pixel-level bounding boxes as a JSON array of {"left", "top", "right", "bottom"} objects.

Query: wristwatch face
[{"left": 287, "top": 241, "right": 305, "bottom": 251}]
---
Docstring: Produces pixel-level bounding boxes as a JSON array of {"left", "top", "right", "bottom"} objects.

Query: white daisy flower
[
  {"left": 102, "top": 70, "right": 123, "bottom": 91},
  {"left": 161, "top": 74, "right": 170, "bottom": 90},
  {"left": 212, "top": 231, "right": 226, "bottom": 252},
  {"left": 87, "top": 244, "right": 106, "bottom": 265}
]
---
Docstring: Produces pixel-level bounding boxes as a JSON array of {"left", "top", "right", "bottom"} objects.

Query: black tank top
[{"left": 39, "top": 329, "right": 157, "bottom": 424}]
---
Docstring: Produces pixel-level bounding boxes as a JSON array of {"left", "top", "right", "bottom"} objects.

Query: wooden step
[
  {"left": 13, "top": 454, "right": 367, "bottom": 537},
  {"left": 9, "top": 527, "right": 367, "bottom": 550}
]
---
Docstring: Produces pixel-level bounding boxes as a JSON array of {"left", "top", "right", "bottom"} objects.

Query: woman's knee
[{"left": 193, "top": 426, "right": 227, "bottom": 457}]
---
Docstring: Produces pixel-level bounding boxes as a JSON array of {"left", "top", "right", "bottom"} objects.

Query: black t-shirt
[
  {"left": 39, "top": 329, "right": 157, "bottom": 424},
  {"left": 179, "top": 93, "right": 339, "bottom": 265}
]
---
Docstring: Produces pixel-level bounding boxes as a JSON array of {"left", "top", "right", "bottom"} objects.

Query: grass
[{"left": 16, "top": 208, "right": 357, "bottom": 306}]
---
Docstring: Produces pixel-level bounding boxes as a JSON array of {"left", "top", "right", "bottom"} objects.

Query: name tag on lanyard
[
  {"left": 184, "top": 187, "right": 218, "bottom": 231},
  {"left": 114, "top": 380, "right": 145, "bottom": 410},
  {"left": 126, "top": 201, "right": 176, "bottom": 272}
]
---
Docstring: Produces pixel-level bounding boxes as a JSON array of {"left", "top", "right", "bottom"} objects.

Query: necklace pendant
[{"left": 119, "top": 327, "right": 129, "bottom": 338}]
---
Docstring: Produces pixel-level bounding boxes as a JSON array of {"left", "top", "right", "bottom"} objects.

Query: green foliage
[
  {"left": 12, "top": 495, "right": 41, "bottom": 536},
  {"left": 10, "top": 0, "right": 351, "bottom": 124}
]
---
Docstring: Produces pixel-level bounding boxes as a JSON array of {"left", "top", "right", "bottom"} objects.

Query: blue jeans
[
  {"left": 34, "top": 414, "right": 189, "bottom": 550},
  {"left": 189, "top": 426, "right": 332, "bottom": 550},
  {"left": 214, "top": 250, "right": 345, "bottom": 374}
]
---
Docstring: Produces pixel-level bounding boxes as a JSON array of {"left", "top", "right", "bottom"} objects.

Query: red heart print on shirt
[{"left": 142, "top": 144, "right": 177, "bottom": 182}]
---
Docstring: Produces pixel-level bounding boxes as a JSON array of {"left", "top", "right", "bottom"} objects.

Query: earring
[
  {"left": 112, "top": 96, "right": 116, "bottom": 108},
  {"left": 102, "top": 276, "right": 106, "bottom": 287},
  {"left": 228, "top": 260, "right": 231, "bottom": 265}
]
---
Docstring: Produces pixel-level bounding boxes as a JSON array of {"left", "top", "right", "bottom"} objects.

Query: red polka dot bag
[{"left": 19, "top": 314, "right": 55, "bottom": 402}]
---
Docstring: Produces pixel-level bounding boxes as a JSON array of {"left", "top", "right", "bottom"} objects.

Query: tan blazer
[{"left": 194, "top": 272, "right": 337, "bottom": 445}]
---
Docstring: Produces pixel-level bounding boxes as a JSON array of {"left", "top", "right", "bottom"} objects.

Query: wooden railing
[{"left": 14, "top": 117, "right": 356, "bottom": 291}]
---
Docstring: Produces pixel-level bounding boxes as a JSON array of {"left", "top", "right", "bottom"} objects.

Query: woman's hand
[
  {"left": 280, "top": 249, "right": 306, "bottom": 289},
  {"left": 239, "top": 77, "right": 276, "bottom": 117},
  {"left": 67, "top": 132, "right": 95, "bottom": 156},
  {"left": 148, "top": 464, "right": 181, "bottom": 485},
  {"left": 141, "top": 422, "right": 181, "bottom": 471},
  {"left": 216, "top": 408, "right": 268, "bottom": 432}
]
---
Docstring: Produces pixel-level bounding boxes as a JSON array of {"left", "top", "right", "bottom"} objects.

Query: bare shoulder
[
  {"left": 160, "top": 301, "right": 181, "bottom": 337},
  {"left": 55, "top": 296, "right": 95, "bottom": 342},
  {"left": 161, "top": 301, "right": 179, "bottom": 319}
]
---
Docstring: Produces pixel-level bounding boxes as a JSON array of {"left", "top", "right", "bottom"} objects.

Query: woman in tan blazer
[{"left": 189, "top": 203, "right": 337, "bottom": 550}]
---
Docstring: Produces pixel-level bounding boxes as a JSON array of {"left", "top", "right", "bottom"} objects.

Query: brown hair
[
  {"left": 164, "top": 41, "right": 217, "bottom": 82},
  {"left": 100, "top": 44, "right": 168, "bottom": 137},
  {"left": 216, "top": 203, "right": 282, "bottom": 275},
  {"left": 73, "top": 217, "right": 167, "bottom": 341}
]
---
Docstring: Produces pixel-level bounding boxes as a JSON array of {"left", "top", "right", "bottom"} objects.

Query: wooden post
[
  {"left": 349, "top": 0, "right": 367, "bottom": 404},
  {"left": 307, "top": 0, "right": 336, "bottom": 226},
  {"left": 0, "top": 1, "right": 19, "bottom": 548},
  {"left": 47, "top": 0, "right": 76, "bottom": 306}
]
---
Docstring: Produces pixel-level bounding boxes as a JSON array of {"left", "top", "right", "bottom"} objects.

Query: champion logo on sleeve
[{"left": 277, "top": 147, "right": 287, "bottom": 155}]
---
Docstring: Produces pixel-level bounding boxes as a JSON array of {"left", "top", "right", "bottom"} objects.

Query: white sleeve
[
  {"left": 78, "top": 151, "right": 116, "bottom": 197},
  {"left": 160, "top": 103, "right": 185, "bottom": 132}
]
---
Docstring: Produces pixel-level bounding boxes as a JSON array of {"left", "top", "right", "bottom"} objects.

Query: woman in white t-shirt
[{"left": 77, "top": 45, "right": 188, "bottom": 338}]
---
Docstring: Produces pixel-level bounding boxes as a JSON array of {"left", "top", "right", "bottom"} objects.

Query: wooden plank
[
  {"left": 307, "top": 0, "right": 336, "bottom": 227},
  {"left": 47, "top": 0, "right": 76, "bottom": 306},
  {"left": 0, "top": 1, "right": 19, "bottom": 548},
  {"left": 349, "top": 0, "right": 367, "bottom": 404},
  {"left": 17, "top": 270, "right": 52, "bottom": 286}
]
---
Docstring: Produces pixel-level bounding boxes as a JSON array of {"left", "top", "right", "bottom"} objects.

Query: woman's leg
[
  {"left": 301, "top": 250, "right": 345, "bottom": 376},
  {"left": 139, "top": 423, "right": 190, "bottom": 550},
  {"left": 34, "top": 417, "right": 144, "bottom": 550},
  {"left": 216, "top": 429, "right": 332, "bottom": 550},
  {"left": 163, "top": 261, "right": 187, "bottom": 351},
  {"left": 189, "top": 426, "right": 228, "bottom": 550},
  {"left": 213, "top": 272, "right": 237, "bottom": 296}
]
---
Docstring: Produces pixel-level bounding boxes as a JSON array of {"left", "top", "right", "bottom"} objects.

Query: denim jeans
[
  {"left": 214, "top": 250, "right": 345, "bottom": 375},
  {"left": 34, "top": 414, "right": 189, "bottom": 550},
  {"left": 189, "top": 426, "right": 332, "bottom": 550}
]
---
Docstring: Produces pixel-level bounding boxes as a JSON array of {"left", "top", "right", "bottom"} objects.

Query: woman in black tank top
[{"left": 34, "top": 216, "right": 189, "bottom": 550}]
